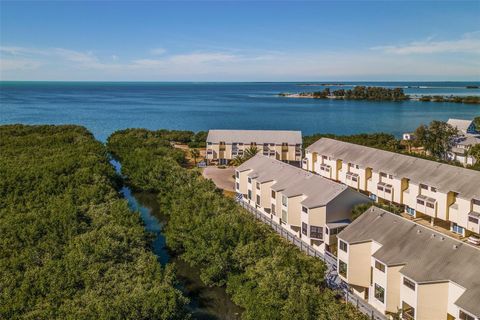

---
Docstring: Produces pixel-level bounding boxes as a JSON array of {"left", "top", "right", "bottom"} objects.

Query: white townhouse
[
  {"left": 303, "top": 138, "right": 480, "bottom": 238},
  {"left": 446, "top": 119, "right": 480, "bottom": 166},
  {"left": 337, "top": 206, "right": 480, "bottom": 320},
  {"left": 235, "top": 154, "right": 369, "bottom": 254},
  {"left": 206, "top": 129, "right": 302, "bottom": 165}
]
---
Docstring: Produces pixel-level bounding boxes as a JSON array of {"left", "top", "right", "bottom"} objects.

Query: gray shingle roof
[
  {"left": 447, "top": 118, "right": 474, "bottom": 135},
  {"left": 338, "top": 207, "right": 480, "bottom": 317},
  {"left": 306, "top": 138, "right": 480, "bottom": 200},
  {"left": 207, "top": 129, "right": 302, "bottom": 145},
  {"left": 236, "top": 154, "right": 351, "bottom": 208}
]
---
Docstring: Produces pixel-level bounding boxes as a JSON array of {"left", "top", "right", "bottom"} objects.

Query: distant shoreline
[{"left": 279, "top": 86, "right": 480, "bottom": 104}]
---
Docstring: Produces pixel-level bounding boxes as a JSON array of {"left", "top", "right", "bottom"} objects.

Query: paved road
[{"left": 202, "top": 167, "right": 236, "bottom": 192}]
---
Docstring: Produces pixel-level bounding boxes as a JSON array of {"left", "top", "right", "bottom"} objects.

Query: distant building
[
  {"left": 402, "top": 132, "right": 415, "bottom": 141},
  {"left": 337, "top": 206, "right": 480, "bottom": 320},
  {"left": 449, "top": 135, "right": 480, "bottom": 166},
  {"left": 446, "top": 118, "right": 480, "bottom": 166},
  {"left": 206, "top": 129, "right": 302, "bottom": 165},
  {"left": 303, "top": 138, "right": 480, "bottom": 238},
  {"left": 447, "top": 118, "right": 477, "bottom": 135},
  {"left": 235, "top": 154, "right": 369, "bottom": 254}
]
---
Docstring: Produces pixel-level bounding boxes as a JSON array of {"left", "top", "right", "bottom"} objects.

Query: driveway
[{"left": 202, "top": 167, "right": 236, "bottom": 192}]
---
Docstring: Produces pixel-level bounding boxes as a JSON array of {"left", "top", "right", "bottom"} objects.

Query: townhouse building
[
  {"left": 235, "top": 154, "right": 369, "bottom": 254},
  {"left": 206, "top": 129, "right": 302, "bottom": 165},
  {"left": 303, "top": 138, "right": 480, "bottom": 238},
  {"left": 337, "top": 206, "right": 480, "bottom": 320}
]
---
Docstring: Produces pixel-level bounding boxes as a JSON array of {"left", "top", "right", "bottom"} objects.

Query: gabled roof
[
  {"left": 236, "top": 154, "right": 354, "bottom": 208},
  {"left": 447, "top": 118, "right": 475, "bottom": 135},
  {"left": 206, "top": 129, "right": 302, "bottom": 145},
  {"left": 306, "top": 138, "right": 480, "bottom": 200},
  {"left": 338, "top": 207, "right": 480, "bottom": 317}
]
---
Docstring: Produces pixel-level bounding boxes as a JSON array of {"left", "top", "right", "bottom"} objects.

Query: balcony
[
  {"left": 416, "top": 195, "right": 437, "bottom": 217},
  {"left": 467, "top": 211, "right": 480, "bottom": 234},
  {"left": 345, "top": 172, "right": 359, "bottom": 188}
]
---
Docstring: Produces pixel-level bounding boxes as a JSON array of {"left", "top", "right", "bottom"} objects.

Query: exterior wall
[
  {"left": 416, "top": 282, "right": 449, "bottom": 320},
  {"left": 236, "top": 169, "right": 251, "bottom": 196},
  {"left": 338, "top": 241, "right": 372, "bottom": 288},
  {"left": 447, "top": 282, "right": 466, "bottom": 319},
  {"left": 399, "top": 275, "right": 417, "bottom": 319},
  {"left": 386, "top": 265, "right": 402, "bottom": 314},
  {"left": 285, "top": 195, "right": 304, "bottom": 229},
  {"left": 370, "top": 258, "right": 388, "bottom": 313},
  {"left": 259, "top": 181, "right": 275, "bottom": 211}
]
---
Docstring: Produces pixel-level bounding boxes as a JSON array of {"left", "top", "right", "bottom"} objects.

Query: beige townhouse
[
  {"left": 235, "top": 154, "right": 369, "bottom": 254},
  {"left": 206, "top": 129, "right": 302, "bottom": 165},
  {"left": 337, "top": 206, "right": 480, "bottom": 320},
  {"left": 303, "top": 138, "right": 480, "bottom": 238}
]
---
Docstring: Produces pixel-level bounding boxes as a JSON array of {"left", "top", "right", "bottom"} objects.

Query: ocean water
[{"left": 1, "top": 81, "right": 479, "bottom": 141}]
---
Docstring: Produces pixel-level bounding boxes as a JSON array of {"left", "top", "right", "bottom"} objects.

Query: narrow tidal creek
[{"left": 111, "top": 159, "right": 242, "bottom": 320}]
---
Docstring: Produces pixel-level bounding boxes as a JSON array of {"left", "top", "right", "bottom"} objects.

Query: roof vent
[
  {"left": 453, "top": 244, "right": 458, "bottom": 249},
  {"left": 440, "top": 237, "right": 445, "bottom": 241},
  {"left": 431, "top": 234, "right": 436, "bottom": 238},
  {"left": 417, "top": 229, "right": 421, "bottom": 234}
]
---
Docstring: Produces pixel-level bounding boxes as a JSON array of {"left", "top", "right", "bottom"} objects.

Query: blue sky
[{"left": 1, "top": 1, "right": 479, "bottom": 81}]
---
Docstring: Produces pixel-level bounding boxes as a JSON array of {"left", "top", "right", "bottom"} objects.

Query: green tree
[
  {"left": 190, "top": 148, "right": 200, "bottom": 165},
  {"left": 473, "top": 116, "right": 480, "bottom": 132},
  {"left": 230, "top": 146, "right": 259, "bottom": 166},
  {"left": 414, "top": 121, "right": 458, "bottom": 160}
]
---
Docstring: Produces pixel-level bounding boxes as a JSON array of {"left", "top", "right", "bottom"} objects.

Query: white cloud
[
  {"left": 1, "top": 44, "right": 479, "bottom": 81},
  {"left": 372, "top": 32, "right": 480, "bottom": 55}
]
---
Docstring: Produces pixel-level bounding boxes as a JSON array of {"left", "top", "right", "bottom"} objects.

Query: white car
[{"left": 467, "top": 235, "right": 480, "bottom": 246}]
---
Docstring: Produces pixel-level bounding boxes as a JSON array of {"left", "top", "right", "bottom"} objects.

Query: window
[
  {"left": 380, "top": 172, "right": 387, "bottom": 178},
  {"left": 378, "top": 186, "right": 384, "bottom": 191},
  {"left": 403, "top": 277, "right": 415, "bottom": 291},
  {"left": 339, "top": 260, "right": 347, "bottom": 277},
  {"left": 271, "top": 190, "right": 276, "bottom": 199},
  {"left": 402, "top": 302, "right": 415, "bottom": 320},
  {"left": 426, "top": 202, "right": 435, "bottom": 209},
  {"left": 281, "top": 209, "right": 287, "bottom": 222},
  {"left": 271, "top": 204, "right": 276, "bottom": 214},
  {"left": 248, "top": 177, "right": 252, "bottom": 184},
  {"left": 302, "top": 206, "right": 308, "bottom": 214},
  {"left": 339, "top": 240, "right": 348, "bottom": 253},
  {"left": 256, "top": 182, "right": 260, "bottom": 190},
  {"left": 256, "top": 195, "right": 260, "bottom": 206},
  {"left": 247, "top": 190, "right": 252, "bottom": 200},
  {"left": 420, "top": 184, "right": 428, "bottom": 190},
  {"left": 351, "top": 176, "right": 358, "bottom": 182},
  {"left": 417, "top": 199, "right": 425, "bottom": 206},
  {"left": 459, "top": 310, "right": 475, "bottom": 320},
  {"left": 235, "top": 171, "right": 239, "bottom": 178},
  {"left": 385, "top": 188, "right": 391, "bottom": 194},
  {"left": 430, "top": 186, "right": 437, "bottom": 192},
  {"left": 375, "top": 261, "right": 385, "bottom": 272},
  {"left": 322, "top": 155, "right": 328, "bottom": 160},
  {"left": 374, "top": 284, "right": 385, "bottom": 303},
  {"left": 473, "top": 199, "right": 480, "bottom": 206},
  {"left": 389, "top": 174, "right": 393, "bottom": 179},
  {"left": 468, "top": 216, "right": 479, "bottom": 224},
  {"left": 452, "top": 223, "right": 464, "bottom": 235},
  {"left": 302, "top": 222, "right": 308, "bottom": 236},
  {"left": 236, "top": 182, "right": 239, "bottom": 190},
  {"left": 282, "top": 195, "right": 288, "bottom": 207},
  {"left": 310, "top": 226, "right": 323, "bottom": 239}
]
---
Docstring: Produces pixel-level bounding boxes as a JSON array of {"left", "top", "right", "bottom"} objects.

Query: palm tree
[
  {"left": 244, "top": 146, "right": 259, "bottom": 159},
  {"left": 230, "top": 146, "right": 259, "bottom": 167},
  {"left": 190, "top": 148, "right": 200, "bottom": 165}
]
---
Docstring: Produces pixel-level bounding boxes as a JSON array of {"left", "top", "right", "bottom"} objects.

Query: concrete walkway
[{"left": 202, "top": 167, "right": 236, "bottom": 192}]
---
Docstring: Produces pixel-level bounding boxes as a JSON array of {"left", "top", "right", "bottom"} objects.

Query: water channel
[{"left": 111, "top": 159, "right": 242, "bottom": 320}]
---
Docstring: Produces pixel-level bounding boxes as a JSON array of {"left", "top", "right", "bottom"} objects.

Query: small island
[{"left": 280, "top": 86, "right": 480, "bottom": 104}]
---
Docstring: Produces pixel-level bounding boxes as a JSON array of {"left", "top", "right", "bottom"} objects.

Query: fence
[{"left": 237, "top": 198, "right": 387, "bottom": 320}]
